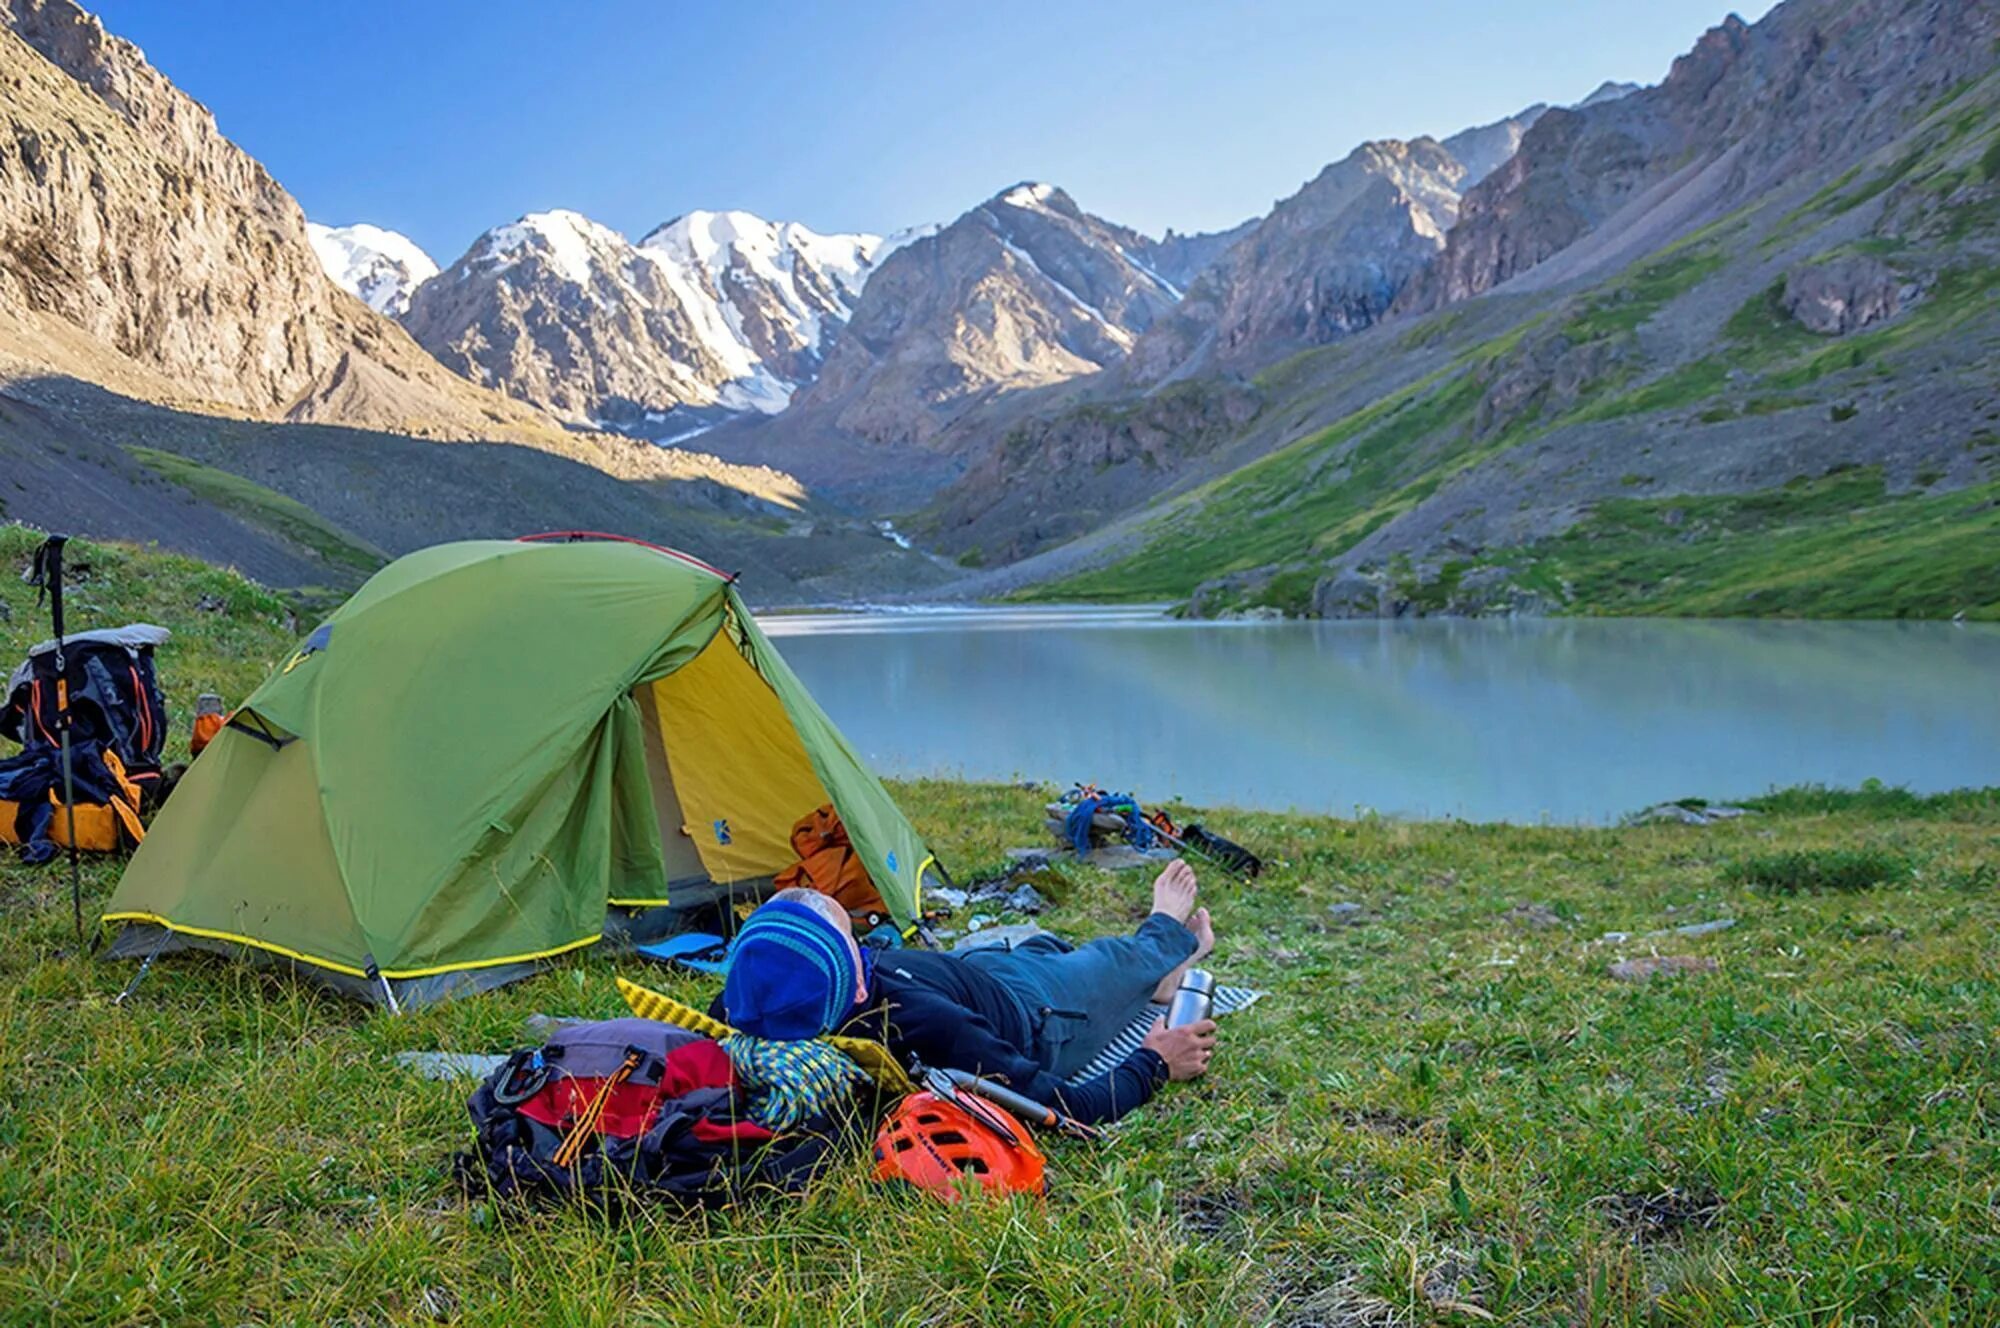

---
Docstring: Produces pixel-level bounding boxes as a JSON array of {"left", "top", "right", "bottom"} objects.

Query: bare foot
[
  {"left": 1188, "top": 906, "right": 1215, "bottom": 963},
  {"left": 1149, "top": 858, "right": 1198, "bottom": 924},
  {"left": 1152, "top": 908, "right": 1217, "bottom": 1000}
]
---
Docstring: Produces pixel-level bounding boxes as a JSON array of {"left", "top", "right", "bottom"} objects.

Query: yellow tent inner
[{"left": 644, "top": 628, "right": 832, "bottom": 883}]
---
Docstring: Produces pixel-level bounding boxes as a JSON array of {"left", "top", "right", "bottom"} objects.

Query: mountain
[
  {"left": 800, "top": 182, "right": 1182, "bottom": 446},
  {"left": 638, "top": 210, "right": 878, "bottom": 398},
  {"left": 306, "top": 222, "right": 438, "bottom": 317},
  {"left": 1407, "top": 5, "right": 1981, "bottom": 311},
  {"left": 695, "top": 183, "right": 1185, "bottom": 505},
  {"left": 1440, "top": 104, "right": 1550, "bottom": 189},
  {"left": 949, "top": 0, "right": 2000, "bottom": 621},
  {"left": 1125, "top": 137, "right": 1471, "bottom": 387},
  {"left": 1128, "top": 219, "right": 1259, "bottom": 289},
  {"left": 0, "top": 0, "right": 943, "bottom": 601},
  {"left": 400, "top": 208, "right": 880, "bottom": 438}
]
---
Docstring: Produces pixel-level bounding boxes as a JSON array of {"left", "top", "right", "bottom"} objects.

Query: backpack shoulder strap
[{"left": 615, "top": 976, "right": 915, "bottom": 1094}]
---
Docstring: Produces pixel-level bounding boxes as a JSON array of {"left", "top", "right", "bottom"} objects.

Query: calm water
[{"left": 759, "top": 607, "right": 2000, "bottom": 823}]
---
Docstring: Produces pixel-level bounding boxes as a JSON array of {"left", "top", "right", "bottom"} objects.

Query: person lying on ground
[{"left": 712, "top": 861, "right": 1219, "bottom": 1126}]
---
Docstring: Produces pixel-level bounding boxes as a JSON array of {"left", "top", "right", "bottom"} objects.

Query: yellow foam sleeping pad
[{"left": 615, "top": 976, "right": 917, "bottom": 1096}]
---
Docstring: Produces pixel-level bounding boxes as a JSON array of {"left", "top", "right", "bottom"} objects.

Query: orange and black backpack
[
  {"left": 0, "top": 624, "right": 169, "bottom": 861},
  {"left": 772, "top": 804, "right": 892, "bottom": 927}
]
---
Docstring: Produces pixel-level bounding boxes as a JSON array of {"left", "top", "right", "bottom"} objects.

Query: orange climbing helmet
[{"left": 872, "top": 1090, "right": 1046, "bottom": 1200}]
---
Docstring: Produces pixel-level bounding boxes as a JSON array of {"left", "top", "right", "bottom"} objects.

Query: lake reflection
[{"left": 759, "top": 608, "right": 2000, "bottom": 822}]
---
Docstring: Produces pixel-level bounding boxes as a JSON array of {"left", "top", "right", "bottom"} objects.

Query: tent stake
[
  {"left": 113, "top": 931, "right": 169, "bottom": 1006},
  {"left": 366, "top": 957, "right": 402, "bottom": 1016}
]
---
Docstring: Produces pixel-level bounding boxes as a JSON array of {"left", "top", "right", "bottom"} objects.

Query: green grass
[
  {"left": 1562, "top": 245, "right": 1727, "bottom": 345},
  {"left": 127, "top": 446, "right": 388, "bottom": 579},
  {"left": 1720, "top": 847, "right": 1912, "bottom": 893},
  {"left": 3, "top": 538, "right": 2000, "bottom": 1322},
  {"left": 1744, "top": 780, "right": 2000, "bottom": 820},
  {"left": 1490, "top": 468, "right": 2000, "bottom": 620},
  {"left": 1031, "top": 365, "right": 1490, "bottom": 603}
]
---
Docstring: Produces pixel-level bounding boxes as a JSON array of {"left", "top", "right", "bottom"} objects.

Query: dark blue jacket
[{"left": 836, "top": 950, "right": 1168, "bottom": 1125}]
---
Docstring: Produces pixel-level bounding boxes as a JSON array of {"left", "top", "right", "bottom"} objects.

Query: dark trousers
[{"left": 962, "top": 913, "right": 1196, "bottom": 1078}]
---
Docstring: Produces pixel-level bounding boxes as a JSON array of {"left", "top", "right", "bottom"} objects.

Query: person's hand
[{"left": 1142, "top": 1015, "right": 1217, "bottom": 1081}]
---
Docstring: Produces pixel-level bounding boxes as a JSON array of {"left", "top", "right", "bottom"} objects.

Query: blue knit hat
[{"left": 721, "top": 898, "right": 861, "bottom": 1040}]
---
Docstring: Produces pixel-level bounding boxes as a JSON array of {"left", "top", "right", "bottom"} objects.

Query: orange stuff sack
[
  {"left": 190, "top": 711, "right": 227, "bottom": 757},
  {"left": 772, "top": 804, "right": 890, "bottom": 923}
]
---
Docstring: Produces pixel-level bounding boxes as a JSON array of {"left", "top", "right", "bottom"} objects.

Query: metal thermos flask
[{"left": 1166, "top": 968, "right": 1215, "bottom": 1028}]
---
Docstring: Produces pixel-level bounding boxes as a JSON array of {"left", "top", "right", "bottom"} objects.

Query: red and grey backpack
[{"left": 454, "top": 1017, "right": 854, "bottom": 1207}]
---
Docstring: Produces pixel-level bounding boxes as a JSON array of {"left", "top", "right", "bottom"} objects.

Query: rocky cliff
[
  {"left": 1409, "top": 0, "right": 1998, "bottom": 309},
  {"left": 1127, "top": 137, "right": 1470, "bottom": 385},
  {"left": 0, "top": 0, "right": 574, "bottom": 442}
]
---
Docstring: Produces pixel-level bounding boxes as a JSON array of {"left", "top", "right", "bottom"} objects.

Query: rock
[
  {"left": 926, "top": 886, "right": 969, "bottom": 910},
  {"left": 195, "top": 594, "right": 227, "bottom": 613},
  {"left": 1635, "top": 802, "right": 1757, "bottom": 827},
  {"left": 1079, "top": 844, "right": 1177, "bottom": 871},
  {"left": 1608, "top": 955, "right": 1719, "bottom": 982},
  {"left": 1327, "top": 901, "right": 1366, "bottom": 925},
  {"left": 1005, "top": 847, "right": 1055, "bottom": 871},
  {"left": 1781, "top": 256, "right": 1910, "bottom": 336},
  {"left": 1185, "top": 568, "right": 1275, "bottom": 619},
  {"left": 1665, "top": 917, "right": 1735, "bottom": 938},
  {"left": 1311, "top": 570, "right": 1389, "bottom": 619},
  {"left": 1002, "top": 884, "right": 1049, "bottom": 914},
  {"left": 1503, "top": 901, "right": 1563, "bottom": 930}
]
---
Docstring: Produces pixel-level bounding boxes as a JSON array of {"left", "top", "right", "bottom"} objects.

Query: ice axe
[
  {"left": 921, "top": 1064, "right": 1102, "bottom": 1143},
  {"left": 26, "top": 535, "right": 84, "bottom": 943}
]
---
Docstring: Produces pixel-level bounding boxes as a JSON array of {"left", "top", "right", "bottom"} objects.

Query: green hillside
[{"left": 1025, "top": 79, "right": 2000, "bottom": 620}]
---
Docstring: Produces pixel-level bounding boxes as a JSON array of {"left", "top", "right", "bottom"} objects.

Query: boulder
[
  {"left": 1311, "top": 569, "right": 1388, "bottom": 618},
  {"left": 1781, "top": 256, "right": 1912, "bottom": 336}
]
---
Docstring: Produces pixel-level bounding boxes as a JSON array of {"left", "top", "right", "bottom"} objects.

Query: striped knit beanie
[{"left": 721, "top": 898, "right": 861, "bottom": 1040}]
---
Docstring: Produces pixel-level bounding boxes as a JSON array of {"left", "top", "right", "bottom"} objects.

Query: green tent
[{"left": 105, "top": 537, "right": 942, "bottom": 1007}]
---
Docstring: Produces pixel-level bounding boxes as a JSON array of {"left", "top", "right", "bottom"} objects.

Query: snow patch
[
  {"left": 474, "top": 209, "right": 628, "bottom": 288},
  {"left": 994, "top": 235, "right": 1133, "bottom": 350},
  {"left": 307, "top": 221, "right": 438, "bottom": 316},
  {"left": 1001, "top": 182, "right": 1060, "bottom": 209}
]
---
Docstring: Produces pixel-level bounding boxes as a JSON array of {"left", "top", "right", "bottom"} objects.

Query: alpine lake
[{"left": 760, "top": 605, "right": 2000, "bottom": 821}]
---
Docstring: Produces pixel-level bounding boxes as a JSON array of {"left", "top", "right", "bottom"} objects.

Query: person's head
[{"left": 719, "top": 889, "right": 870, "bottom": 1040}]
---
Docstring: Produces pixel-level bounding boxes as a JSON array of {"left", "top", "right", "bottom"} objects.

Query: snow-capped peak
[
  {"left": 472, "top": 209, "right": 631, "bottom": 287},
  {"left": 873, "top": 221, "right": 941, "bottom": 266},
  {"left": 306, "top": 221, "right": 438, "bottom": 317},
  {"left": 1001, "top": 181, "right": 1061, "bottom": 208},
  {"left": 639, "top": 210, "right": 880, "bottom": 301},
  {"left": 631, "top": 209, "right": 886, "bottom": 413}
]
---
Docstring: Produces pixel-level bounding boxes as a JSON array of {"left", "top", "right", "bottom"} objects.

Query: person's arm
[{"left": 1034, "top": 1017, "right": 1218, "bottom": 1125}]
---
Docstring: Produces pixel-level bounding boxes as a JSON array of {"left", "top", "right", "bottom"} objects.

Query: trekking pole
[
  {"left": 29, "top": 536, "right": 85, "bottom": 943},
  {"left": 1137, "top": 811, "right": 1251, "bottom": 884}
]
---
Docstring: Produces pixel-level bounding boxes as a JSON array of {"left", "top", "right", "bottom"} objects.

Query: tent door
[{"left": 634, "top": 683, "right": 709, "bottom": 889}]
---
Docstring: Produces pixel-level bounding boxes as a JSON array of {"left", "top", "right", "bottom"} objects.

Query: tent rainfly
[{"left": 104, "top": 536, "right": 942, "bottom": 1007}]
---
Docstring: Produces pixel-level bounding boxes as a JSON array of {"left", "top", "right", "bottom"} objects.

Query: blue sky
[{"left": 92, "top": 1, "right": 1775, "bottom": 262}]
